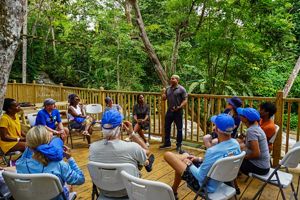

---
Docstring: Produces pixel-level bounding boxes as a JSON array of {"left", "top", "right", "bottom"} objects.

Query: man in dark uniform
[{"left": 160, "top": 75, "right": 188, "bottom": 154}]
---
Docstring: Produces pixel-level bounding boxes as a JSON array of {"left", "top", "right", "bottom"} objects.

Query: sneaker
[
  {"left": 176, "top": 146, "right": 185, "bottom": 154},
  {"left": 159, "top": 143, "right": 171, "bottom": 149},
  {"left": 145, "top": 154, "right": 155, "bottom": 172},
  {"left": 146, "top": 142, "right": 150, "bottom": 147}
]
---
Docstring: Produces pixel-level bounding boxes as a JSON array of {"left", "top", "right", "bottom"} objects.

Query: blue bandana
[{"left": 36, "top": 137, "right": 64, "bottom": 161}]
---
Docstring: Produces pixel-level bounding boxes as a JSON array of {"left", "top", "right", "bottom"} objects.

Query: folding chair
[
  {"left": 269, "top": 124, "right": 280, "bottom": 145},
  {"left": 87, "top": 161, "right": 139, "bottom": 200},
  {"left": 120, "top": 170, "right": 175, "bottom": 200},
  {"left": 85, "top": 104, "right": 102, "bottom": 120},
  {"left": 66, "top": 111, "right": 87, "bottom": 149},
  {"left": 0, "top": 149, "right": 21, "bottom": 167},
  {"left": 243, "top": 142, "right": 300, "bottom": 200},
  {"left": 189, "top": 151, "right": 246, "bottom": 200},
  {"left": 2, "top": 171, "right": 76, "bottom": 200},
  {"left": 27, "top": 113, "right": 38, "bottom": 127},
  {"left": 86, "top": 104, "right": 102, "bottom": 135}
]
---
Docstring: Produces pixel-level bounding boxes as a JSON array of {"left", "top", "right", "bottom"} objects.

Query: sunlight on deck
[{"left": 69, "top": 133, "right": 299, "bottom": 200}]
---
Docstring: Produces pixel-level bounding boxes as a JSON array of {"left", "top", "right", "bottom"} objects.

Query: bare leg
[
  {"left": 130, "top": 134, "right": 148, "bottom": 151},
  {"left": 8, "top": 142, "right": 26, "bottom": 153},
  {"left": 134, "top": 123, "right": 147, "bottom": 143},
  {"left": 164, "top": 152, "right": 188, "bottom": 193}
]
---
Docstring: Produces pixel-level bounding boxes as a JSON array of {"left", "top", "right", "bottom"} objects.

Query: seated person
[
  {"left": 35, "top": 98, "right": 69, "bottom": 142},
  {"left": 133, "top": 94, "right": 150, "bottom": 145},
  {"left": 68, "top": 94, "right": 95, "bottom": 144},
  {"left": 104, "top": 97, "right": 123, "bottom": 113},
  {"left": 16, "top": 126, "right": 85, "bottom": 199},
  {"left": 0, "top": 98, "right": 26, "bottom": 154},
  {"left": 203, "top": 97, "right": 242, "bottom": 148},
  {"left": 237, "top": 107, "right": 270, "bottom": 176},
  {"left": 164, "top": 114, "right": 241, "bottom": 199},
  {"left": 89, "top": 110, "right": 154, "bottom": 198},
  {"left": 259, "top": 102, "right": 277, "bottom": 151}
]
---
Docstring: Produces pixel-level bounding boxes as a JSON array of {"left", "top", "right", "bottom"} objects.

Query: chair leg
[
  {"left": 70, "top": 132, "right": 74, "bottom": 149},
  {"left": 252, "top": 181, "right": 269, "bottom": 200},
  {"left": 297, "top": 175, "right": 300, "bottom": 196},
  {"left": 239, "top": 177, "right": 253, "bottom": 200},
  {"left": 290, "top": 182, "right": 298, "bottom": 200}
]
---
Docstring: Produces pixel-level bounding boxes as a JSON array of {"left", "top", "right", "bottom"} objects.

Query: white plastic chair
[
  {"left": 190, "top": 151, "right": 246, "bottom": 200},
  {"left": 120, "top": 170, "right": 175, "bottom": 200},
  {"left": 269, "top": 124, "right": 280, "bottom": 145},
  {"left": 27, "top": 113, "right": 38, "bottom": 127},
  {"left": 2, "top": 171, "right": 76, "bottom": 200},
  {"left": 245, "top": 142, "right": 300, "bottom": 200},
  {"left": 87, "top": 161, "right": 139, "bottom": 200},
  {"left": 86, "top": 104, "right": 102, "bottom": 115}
]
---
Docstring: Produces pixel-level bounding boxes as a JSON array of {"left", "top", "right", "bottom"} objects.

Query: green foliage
[{"left": 9, "top": 0, "right": 300, "bottom": 98}]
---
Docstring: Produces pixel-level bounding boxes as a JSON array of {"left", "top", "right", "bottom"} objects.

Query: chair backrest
[
  {"left": 120, "top": 171, "right": 175, "bottom": 200},
  {"left": 2, "top": 171, "right": 65, "bottom": 200},
  {"left": 27, "top": 113, "right": 38, "bottom": 127},
  {"left": 207, "top": 151, "right": 246, "bottom": 182},
  {"left": 280, "top": 145, "right": 300, "bottom": 168},
  {"left": 87, "top": 161, "right": 139, "bottom": 192},
  {"left": 85, "top": 104, "right": 102, "bottom": 114},
  {"left": 269, "top": 124, "right": 280, "bottom": 144}
]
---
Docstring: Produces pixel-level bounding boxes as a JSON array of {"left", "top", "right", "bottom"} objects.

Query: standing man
[
  {"left": 160, "top": 75, "right": 188, "bottom": 153},
  {"left": 35, "top": 98, "right": 69, "bottom": 142}
]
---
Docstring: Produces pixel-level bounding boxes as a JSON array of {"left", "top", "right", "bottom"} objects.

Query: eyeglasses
[{"left": 75, "top": 98, "right": 80, "bottom": 101}]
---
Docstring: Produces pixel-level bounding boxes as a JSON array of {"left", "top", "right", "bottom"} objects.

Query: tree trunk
[
  {"left": 22, "top": 0, "right": 28, "bottom": 83},
  {"left": 170, "top": 28, "right": 181, "bottom": 74},
  {"left": 283, "top": 56, "right": 300, "bottom": 98},
  {"left": 125, "top": 0, "right": 132, "bottom": 24},
  {"left": 129, "top": 0, "right": 169, "bottom": 87},
  {"left": 0, "top": 0, "right": 25, "bottom": 114}
]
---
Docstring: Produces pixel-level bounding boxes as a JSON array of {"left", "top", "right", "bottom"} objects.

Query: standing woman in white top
[{"left": 68, "top": 94, "right": 94, "bottom": 144}]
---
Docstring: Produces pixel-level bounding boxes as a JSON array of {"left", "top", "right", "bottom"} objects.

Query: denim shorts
[{"left": 181, "top": 166, "right": 200, "bottom": 191}]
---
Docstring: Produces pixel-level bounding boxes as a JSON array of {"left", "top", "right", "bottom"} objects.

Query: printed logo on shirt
[{"left": 223, "top": 149, "right": 239, "bottom": 157}]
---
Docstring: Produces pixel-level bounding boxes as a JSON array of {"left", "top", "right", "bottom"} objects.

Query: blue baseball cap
[
  {"left": 211, "top": 114, "right": 235, "bottom": 134},
  {"left": 237, "top": 107, "right": 260, "bottom": 122},
  {"left": 101, "top": 109, "right": 123, "bottom": 129},
  {"left": 227, "top": 97, "right": 242, "bottom": 109}
]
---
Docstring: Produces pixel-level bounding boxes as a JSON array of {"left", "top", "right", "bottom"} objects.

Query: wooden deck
[
  {"left": 1, "top": 133, "right": 298, "bottom": 200},
  {"left": 68, "top": 133, "right": 299, "bottom": 200}
]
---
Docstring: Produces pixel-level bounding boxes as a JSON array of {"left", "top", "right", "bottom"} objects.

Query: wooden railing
[{"left": 5, "top": 81, "right": 300, "bottom": 165}]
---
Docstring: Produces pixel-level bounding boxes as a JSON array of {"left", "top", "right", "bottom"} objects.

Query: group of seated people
[
  {"left": 0, "top": 95, "right": 277, "bottom": 199},
  {"left": 0, "top": 94, "right": 154, "bottom": 199},
  {"left": 165, "top": 97, "right": 276, "bottom": 199}
]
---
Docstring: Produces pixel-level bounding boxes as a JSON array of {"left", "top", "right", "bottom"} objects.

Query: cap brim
[
  {"left": 211, "top": 115, "right": 217, "bottom": 123},
  {"left": 236, "top": 107, "right": 243, "bottom": 116}
]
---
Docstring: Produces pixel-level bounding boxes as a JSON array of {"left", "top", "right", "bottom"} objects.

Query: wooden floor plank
[{"left": 2, "top": 133, "right": 298, "bottom": 200}]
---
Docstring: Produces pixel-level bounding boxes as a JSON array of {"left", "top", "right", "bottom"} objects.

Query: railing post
[
  {"left": 32, "top": 80, "right": 37, "bottom": 104},
  {"left": 12, "top": 80, "right": 17, "bottom": 100},
  {"left": 273, "top": 91, "right": 284, "bottom": 166},
  {"left": 99, "top": 87, "right": 105, "bottom": 107},
  {"left": 59, "top": 83, "right": 64, "bottom": 101},
  {"left": 160, "top": 88, "right": 166, "bottom": 143}
]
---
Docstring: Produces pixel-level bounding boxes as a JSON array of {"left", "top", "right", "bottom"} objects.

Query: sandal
[{"left": 145, "top": 154, "right": 155, "bottom": 172}]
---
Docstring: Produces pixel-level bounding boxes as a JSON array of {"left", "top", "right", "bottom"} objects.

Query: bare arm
[
  {"left": 245, "top": 140, "right": 260, "bottom": 159},
  {"left": 68, "top": 106, "right": 85, "bottom": 118},
  {"left": 0, "top": 127, "right": 25, "bottom": 142},
  {"left": 179, "top": 99, "right": 187, "bottom": 109}
]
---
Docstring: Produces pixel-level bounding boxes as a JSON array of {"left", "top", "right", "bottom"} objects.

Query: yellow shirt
[{"left": 0, "top": 114, "right": 22, "bottom": 153}]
